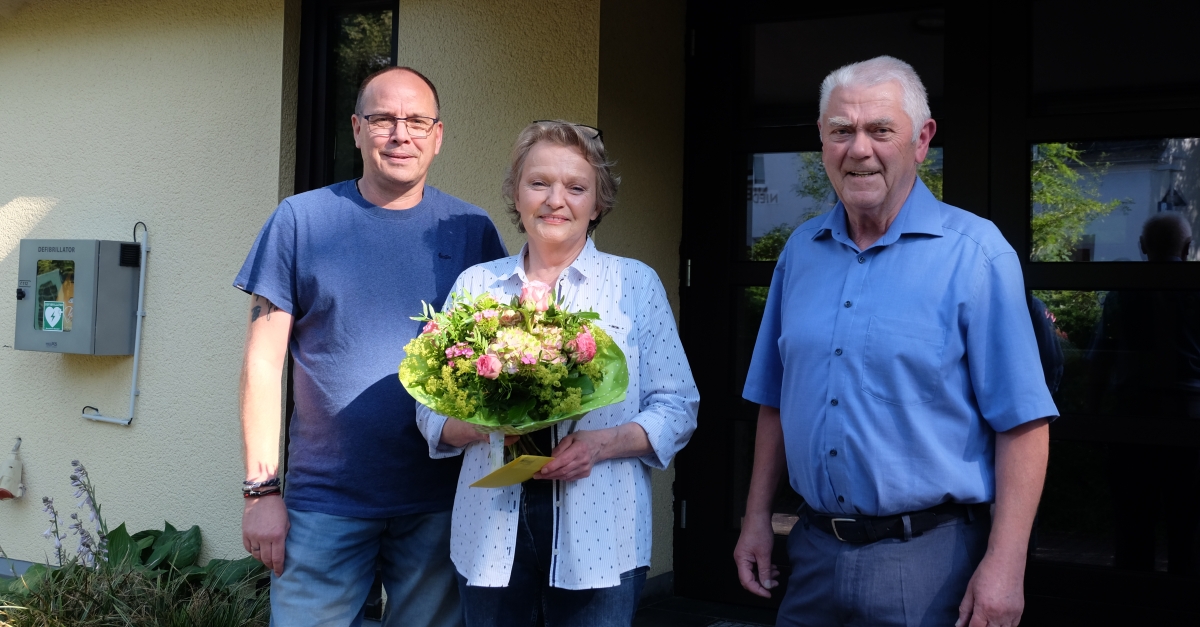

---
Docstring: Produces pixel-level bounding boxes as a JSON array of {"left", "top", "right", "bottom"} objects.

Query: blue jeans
[
  {"left": 270, "top": 508, "right": 462, "bottom": 627},
  {"left": 458, "top": 480, "right": 647, "bottom": 627},
  {"left": 777, "top": 509, "right": 990, "bottom": 627}
]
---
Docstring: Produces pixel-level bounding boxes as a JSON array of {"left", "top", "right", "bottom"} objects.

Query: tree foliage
[
  {"left": 336, "top": 12, "right": 393, "bottom": 97},
  {"left": 1030, "top": 143, "right": 1126, "bottom": 261}
]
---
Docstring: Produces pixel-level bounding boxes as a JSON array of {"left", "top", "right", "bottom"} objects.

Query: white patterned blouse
[{"left": 415, "top": 238, "right": 699, "bottom": 590}]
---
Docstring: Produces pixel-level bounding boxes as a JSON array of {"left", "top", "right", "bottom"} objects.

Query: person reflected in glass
[
  {"left": 416, "top": 120, "right": 699, "bottom": 627},
  {"left": 1090, "top": 211, "right": 1199, "bottom": 575}
]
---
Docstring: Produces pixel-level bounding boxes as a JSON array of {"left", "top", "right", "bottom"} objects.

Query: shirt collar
[
  {"left": 813, "top": 177, "right": 944, "bottom": 249},
  {"left": 500, "top": 238, "right": 601, "bottom": 284}
]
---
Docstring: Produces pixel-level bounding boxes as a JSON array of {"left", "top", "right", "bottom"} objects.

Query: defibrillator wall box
[{"left": 14, "top": 239, "right": 139, "bottom": 355}]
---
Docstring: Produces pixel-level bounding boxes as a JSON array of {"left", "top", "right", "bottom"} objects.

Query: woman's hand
[
  {"left": 441, "top": 418, "right": 518, "bottom": 448},
  {"left": 534, "top": 423, "right": 652, "bottom": 481}
]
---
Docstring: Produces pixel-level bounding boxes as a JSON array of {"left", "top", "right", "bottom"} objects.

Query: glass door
[
  {"left": 675, "top": 2, "right": 1200, "bottom": 623},
  {"left": 675, "top": 2, "right": 952, "bottom": 609}
]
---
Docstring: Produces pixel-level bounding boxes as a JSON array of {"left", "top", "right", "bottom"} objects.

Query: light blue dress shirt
[{"left": 743, "top": 179, "right": 1058, "bottom": 517}]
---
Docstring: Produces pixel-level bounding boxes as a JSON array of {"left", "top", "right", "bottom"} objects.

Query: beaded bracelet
[
  {"left": 242, "top": 478, "right": 281, "bottom": 491},
  {"left": 242, "top": 487, "right": 282, "bottom": 499}
]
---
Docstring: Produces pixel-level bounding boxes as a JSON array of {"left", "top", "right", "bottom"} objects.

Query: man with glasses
[
  {"left": 734, "top": 56, "right": 1057, "bottom": 627},
  {"left": 234, "top": 66, "right": 506, "bottom": 626}
]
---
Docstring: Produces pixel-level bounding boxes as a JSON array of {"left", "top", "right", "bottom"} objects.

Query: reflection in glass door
[
  {"left": 676, "top": 5, "right": 950, "bottom": 609},
  {"left": 329, "top": 6, "right": 394, "bottom": 183}
]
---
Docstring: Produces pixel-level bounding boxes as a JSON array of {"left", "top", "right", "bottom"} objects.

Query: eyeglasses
[
  {"left": 361, "top": 114, "right": 440, "bottom": 138},
  {"left": 533, "top": 120, "right": 603, "bottom": 142}
]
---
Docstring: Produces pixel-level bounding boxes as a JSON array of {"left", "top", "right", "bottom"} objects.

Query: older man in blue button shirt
[{"left": 734, "top": 56, "right": 1057, "bottom": 627}]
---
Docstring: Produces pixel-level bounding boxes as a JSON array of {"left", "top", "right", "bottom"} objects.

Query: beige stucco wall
[
  {"left": 397, "top": 0, "right": 601, "bottom": 251},
  {"left": 0, "top": 0, "right": 292, "bottom": 563},
  {"left": 598, "top": 0, "right": 688, "bottom": 581},
  {"left": 1, "top": 0, "right": 688, "bottom": 583}
]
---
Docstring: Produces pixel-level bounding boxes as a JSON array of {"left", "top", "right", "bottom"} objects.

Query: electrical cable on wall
[{"left": 81, "top": 222, "right": 149, "bottom": 426}]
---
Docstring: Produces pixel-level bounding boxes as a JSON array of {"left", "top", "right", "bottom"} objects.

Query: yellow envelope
[{"left": 470, "top": 455, "right": 554, "bottom": 488}]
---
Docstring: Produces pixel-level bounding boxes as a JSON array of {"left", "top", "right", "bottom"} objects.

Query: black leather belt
[{"left": 805, "top": 502, "right": 989, "bottom": 543}]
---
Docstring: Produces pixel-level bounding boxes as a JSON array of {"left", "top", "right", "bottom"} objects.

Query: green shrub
[{"left": 0, "top": 462, "right": 268, "bottom": 627}]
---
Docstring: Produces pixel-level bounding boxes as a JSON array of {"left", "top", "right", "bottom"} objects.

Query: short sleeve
[
  {"left": 481, "top": 221, "right": 508, "bottom": 264},
  {"left": 233, "top": 201, "right": 298, "bottom": 315},
  {"left": 742, "top": 254, "right": 787, "bottom": 408},
  {"left": 966, "top": 251, "right": 1059, "bottom": 431}
]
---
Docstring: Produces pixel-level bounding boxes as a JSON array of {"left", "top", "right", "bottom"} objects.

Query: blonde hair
[{"left": 501, "top": 121, "right": 619, "bottom": 235}]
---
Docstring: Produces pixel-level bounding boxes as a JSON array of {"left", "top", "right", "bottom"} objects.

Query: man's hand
[
  {"left": 734, "top": 405, "right": 788, "bottom": 597},
  {"left": 956, "top": 552, "right": 1026, "bottom": 627},
  {"left": 957, "top": 418, "right": 1049, "bottom": 627},
  {"left": 242, "top": 494, "right": 289, "bottom": 576},
  {"left": 734, "top": 514, "right": 780, "bottom": 598}
]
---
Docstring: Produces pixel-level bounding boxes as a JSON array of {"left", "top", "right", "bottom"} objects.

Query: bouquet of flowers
[{"left": 400, "top": 281, "right": 629, "bottom": 445}]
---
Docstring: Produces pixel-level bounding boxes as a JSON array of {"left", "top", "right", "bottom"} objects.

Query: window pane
[
  {"left": 1032, "top": 2, "right": 1200, "bottom": 98},
  {"left": 754, "top": 10, "right": 944, "bottom": 126},
  {"left": 1031, "top": 288, "right": 1199, "bottom": 573},
  {"left": 731, "top": 286, "right": 804, "bottom": 533},
  {"left": 746, "top": 149, "right": 944, "bottom": 261},
  {"left": 330, "top": 8, "right": 394, "bottom": 183},
  {"left": 1030, "top": 139, "right": 1199, "bottom": 262}
]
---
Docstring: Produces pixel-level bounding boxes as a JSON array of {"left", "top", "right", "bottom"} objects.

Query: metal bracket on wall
[{"left": 82, "top": 223, "right": 149, "bottom": 427}]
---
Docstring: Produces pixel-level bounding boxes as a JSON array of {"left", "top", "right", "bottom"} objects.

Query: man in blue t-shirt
[{"left": 234, "top": 66, "right": 506, "bottom": 627}]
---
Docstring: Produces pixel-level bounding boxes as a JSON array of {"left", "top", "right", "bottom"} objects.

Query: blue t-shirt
[
  {"left": 743, "top": 178, "right": 1058, "bottom": 517},
  {"left": 234, "top": 181, "right": 507, "bottom": 518}
]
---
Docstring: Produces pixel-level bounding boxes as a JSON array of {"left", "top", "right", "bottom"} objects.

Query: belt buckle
[{"left": 829, "top": 517, "right": 856, "bottom": 542}]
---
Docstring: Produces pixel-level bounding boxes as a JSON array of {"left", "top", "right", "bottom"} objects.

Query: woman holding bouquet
[{"left": 416, "top": 120, "right": 699, "bottom": 627}]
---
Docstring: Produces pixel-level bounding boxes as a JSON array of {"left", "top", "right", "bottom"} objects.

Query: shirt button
[
  {"left": 834, "top": 348, "right": 843, "bottom": 356},
  {"left": 858, "top": 256, "right": 865, "bottom": 264},
  {"left": 830, "top": 399, "right": 838, "bottom": 406},
  {"left": 838, "top": 495, "right": 845, "bottom": 503},
  {"left": 844, "top": 301, "right": 852, "bottom": 308},
  {"left": 829, "top": 449, "right": 838, "bottom": 457}
]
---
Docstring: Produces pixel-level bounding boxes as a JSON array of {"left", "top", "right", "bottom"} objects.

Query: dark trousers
[
  {"left": 776, "top": 510, "right": 989, "bottom": 627},
  {"left": 458, "top": 480, "right": 647, "bottom": 627}
]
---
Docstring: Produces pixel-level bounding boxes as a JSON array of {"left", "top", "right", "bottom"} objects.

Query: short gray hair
[
  {"left": 501, "top": 120, "right": 619, "bottom": 236},
  {"left": 818, "top": 56, "right": 930, "bottom": 143}
]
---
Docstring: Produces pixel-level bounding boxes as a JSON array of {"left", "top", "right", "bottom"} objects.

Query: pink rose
[
  {"left": 422, "top": 320, "right": 440, "bottom": 334},
  {"left": 569, "top": 329, "right": 597, "bottom": 363},
  {"left": 474, "top": 354, "right": 502, "bottom": 379},
  {"left": 520, "top": 281, "right": 552, "bottom": 312}
]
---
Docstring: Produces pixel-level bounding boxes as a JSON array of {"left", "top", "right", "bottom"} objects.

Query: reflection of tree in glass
[
  {"left": 331, "top": 10, "right": 393, "bottom": 181},
  {"left": 337, "top": 13, "right": 392, "bottom": 94},
  {"left": 917, "top": 150, "right": 943, "bottom": 202},
  {"left": 747, "top": 150, "right": 945, "bottom": 315},
  {"left": 1033, "top": 290, "right": 1103, "bottom": 349},
  {"left": 1033, "top": 289, "right": 1105, "bottom": 414},
  {"left": 793, "top": 152, "right": 835, "bottom": 211},
  {"left": 1030, "top": 143, "right": 1126, "bottom": 262}
]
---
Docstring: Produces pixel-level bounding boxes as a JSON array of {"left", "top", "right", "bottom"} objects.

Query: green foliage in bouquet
[{"left": 400, "top": 289, "right": 629, "bottom": 435}]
